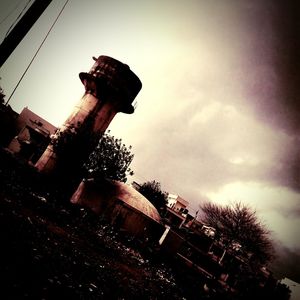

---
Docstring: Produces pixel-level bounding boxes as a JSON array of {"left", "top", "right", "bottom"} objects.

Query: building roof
[
  {"left": 112, "top": 180, "right": 162, "bottom": 223},
  {"left": 18, "top": 107, "right": 57, "bottom": 134},
  {"left": 167, "top": 194, "right": 189, "bottom": 207},
  {"left": 178, "top": 197, "right": 189, "bottom": 207}
]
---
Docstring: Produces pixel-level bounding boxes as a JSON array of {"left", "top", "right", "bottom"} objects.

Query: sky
[{"left": 0, "top": 0, "right": 299, "bottom": 281}]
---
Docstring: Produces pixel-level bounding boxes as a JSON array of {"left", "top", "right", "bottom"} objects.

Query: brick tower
[{"left": 35, "top": 55, "right": 142, "bottom": 174}]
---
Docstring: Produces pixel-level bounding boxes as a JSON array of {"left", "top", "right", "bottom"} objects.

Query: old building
[
  {"left": 71, "top": 178, "right": 164, "bottom": 242},
  {"left": 163, "top": 194, "right": 189, "bottom": 228},
  {"left": 7, "top": 107, "right": 57, "bottom": 164}
]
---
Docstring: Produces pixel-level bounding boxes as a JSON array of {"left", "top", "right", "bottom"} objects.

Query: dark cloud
[
  {"left": 234, "top": 0, "right": 300, "bottom": 135},
  {"left": 106, "top": 3, "right": 300, "bottom": 261},
  {"left": 272, "top": 0, "right": 300, "bottom": 134},
  {"left": 271, "top": 243, "right": 300, "bottom": 282},
  {"left": 269, "top": 142, "right": 300, "bottom": 192},
  {"left": 230, "top": 1, "right": 300, "bottom": 191},
  {"left": 281, "top": 205, "right": 300, "bottom": 219},
  {"left": 129, "top": 92, "right": 299, "bottom": 201}
]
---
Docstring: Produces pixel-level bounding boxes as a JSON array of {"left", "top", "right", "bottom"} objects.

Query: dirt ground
[
  {"left": 0, "top": 189, "right": 191, "bottom": 299},
  {"left": 1, "top": 149, "right": 290, "bottom": 300},
  {"left": 0, "top": 149, "right": 206, "bottom": 299}
]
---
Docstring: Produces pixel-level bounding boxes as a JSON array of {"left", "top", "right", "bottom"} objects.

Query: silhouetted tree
[
  {"left": 84, "top": 130, "right": 134, "bottom": 183},
  {"left": 273, "top": 282, "right": 291, "bottom": 300},
  {"left": 0, "top": 78, "right": 5, "bottom": 104},
  {"left": 52, "top": 117, "right": 134, "bottom": 184},
  {"left": 199, "top": 202, "right": 282, "bottom": 299},
  {"left": 137, "top": 180, "right": 168, "bottom": 215},
  {"left": 200, "top": 202, "right": 274, "bottom": 265},
  {"left": 0, "top": 86, "right": 5, "bottom": 104},
  {"left": 0, "top": 83, "right": 18, "bottom": 147},
  {"left": 50, "top": 118, "right": 99, "bottom": 181}
]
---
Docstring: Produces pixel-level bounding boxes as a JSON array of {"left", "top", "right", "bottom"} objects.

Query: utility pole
[{"left": 0, "top": 0, "right": 52, "bottom": 68}]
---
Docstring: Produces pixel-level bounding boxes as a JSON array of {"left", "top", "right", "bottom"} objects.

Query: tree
[
  {"left": 50, "top": 118, "right": 99, "bottom": 180},
  {"left": 1, "top": 82, "right": 5, "bottom": 104},
  {"left": 0, "top": 83, "right": 18, "bottom": 147},
  {"left": 200, "top": 202, "right": 274, "bottom": 265},
  {"left": 51, "top": 111, "right": 134, "bottom": 185},
  {"left": 84, "top": 130, "right": 134, "bottom": 183},
  {"left": 137, "top": 180, "right": 168, "bottom": 215},
  {"left": 200, "top": 202, "right": 277, "bottom": 299}
]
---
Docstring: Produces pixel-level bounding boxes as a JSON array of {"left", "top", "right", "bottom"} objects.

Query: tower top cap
[{"left": 79, "top": 55, "right": 142, "bottom": 114}]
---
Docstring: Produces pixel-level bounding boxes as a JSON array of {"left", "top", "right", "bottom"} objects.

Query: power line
[
  {"left": 0, "top": 0, "right": 24, "bottom": 26},
  {"left": 4, "top": 0, "right": 33, "bottom": 39},
  {"left": 5, "top": 0, "right": 70, "bottom": 106}
]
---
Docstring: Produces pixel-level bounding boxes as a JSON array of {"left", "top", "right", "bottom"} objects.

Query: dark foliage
[
  {"left": 273, "top": 282, "right": 291, "bottom": 300},
  {"left": 50, "top": 117, "right": 99, "bottom": 182},
  {"left": 0, "top": 85, "right": 5, "bottom": 104},
  {"left": 137, "top": 180, "right": 168, "bottom": 215},
  {"left": 51, "top": 119, "right": 134, "bottom": 184},
  {"left": 84, "top": 130, "right": 134, "bottom": 183}
]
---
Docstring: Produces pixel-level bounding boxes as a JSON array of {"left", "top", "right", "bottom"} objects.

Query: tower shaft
[{"left": 35, "top": 55, "right": 142, "bottom": 174}]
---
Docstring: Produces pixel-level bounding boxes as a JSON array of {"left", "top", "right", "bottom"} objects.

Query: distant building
[
  {"left": 186, "top": 218, "right": 216, "bottom": 238},
  {"left": 167, "top": 194, "right": 189, "bottom": 213},
  {"left": 164, "top": 194, "right": 189, "bottom": 228},
  {"left": 7, "top": 107, "right": 57, "bottom": 164}
]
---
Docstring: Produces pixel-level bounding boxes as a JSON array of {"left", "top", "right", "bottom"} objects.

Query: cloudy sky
[{"left": 0, "top": 0, "right": 299, "bottom": 281}]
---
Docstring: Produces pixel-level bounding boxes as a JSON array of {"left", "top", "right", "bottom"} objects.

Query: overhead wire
[
  {"left": 0, "top": 0, "right": 24, "bottom": 26},
  {"left": 5, "top": 0, "right": 70, "bottom": 106},
  {"left": 4, "top": 0, "right": 33, "bottom": 39}
]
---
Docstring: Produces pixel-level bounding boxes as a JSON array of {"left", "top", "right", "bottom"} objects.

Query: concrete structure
[
  {"left": 7, "top": 107, "right": 57, "bottom": 164},
  {"left": 164, "top": 194, "right": 189, "bottom": 228},
  {"left": 71, "top": 178, "right": 164, "bottom": 241},
  {"left": 167, "top": 194, "right": 189, "bottom": 214},
  {"left": 35, "top": 55, "right": 142, "bottom": 173},
  {"left": 158, "top": 223, "right": 275, "bottom": 294},
  {"left": 185, "top": 218, "right": 216, "bottom": 238}
]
